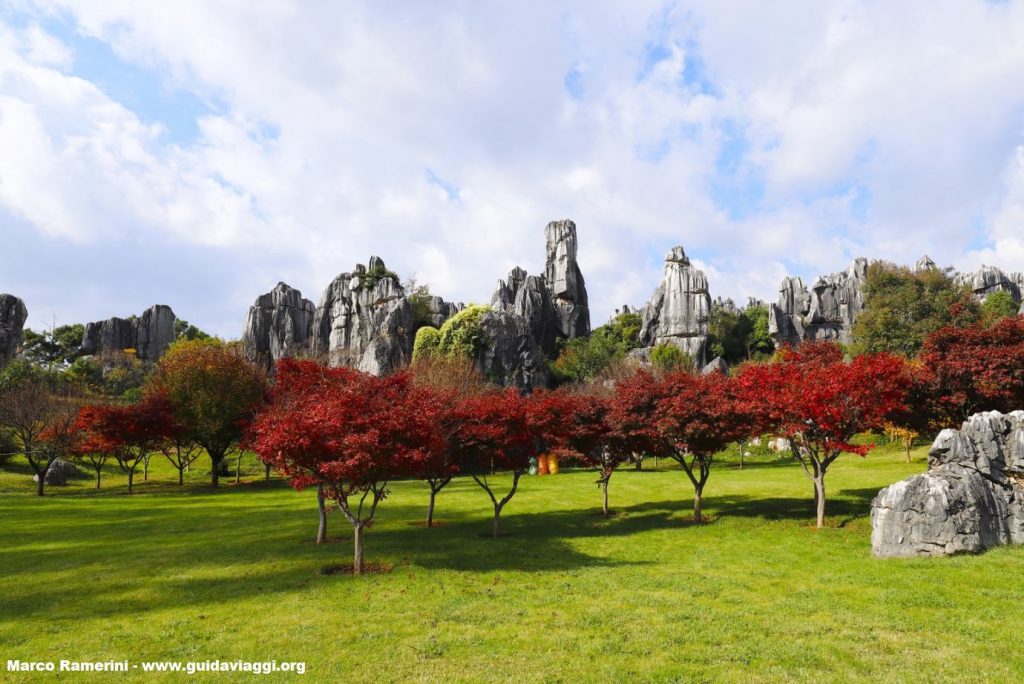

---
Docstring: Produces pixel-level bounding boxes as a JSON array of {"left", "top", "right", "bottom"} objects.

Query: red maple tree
[
  {"left": 447, "top": 388, "right": 538, "bottom": 538},
  {"left": 736, "top": 342, "right": 909, "bottom": 528},
  {"left": 76, "top": 394, "right": 177, "bottom": 494},
  {"left": 915, "top": 316, "right": 1024, "bottom": 428},
  {"left": 249, "top": 359, "right": 441, "bottom": 574},
  {"left": 654, "top": 371, "right": 751, "bottom": 523}
]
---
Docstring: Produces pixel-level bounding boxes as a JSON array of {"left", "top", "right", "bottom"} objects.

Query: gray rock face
[
  {"left": 871, "top": 410, "right": 1024, "bottom": 558},
  {"left": 490, "top": 220, "right": 590, "bottom": 356},
  {"left": 34, "top": 458, "right": 79, "bottom": 486},
  {"left": 956, "top": 264, "right": 1024, "bottom": 304},
  {"left": 81, "top": 305, "right": 176, "bottom": 362},
  {"left": 638, "top": 246, "right": 711, "bottom": 365},
  {"left": 242, "top": 282, "right": 315, "bottom": 371},
  {"left": 701, "top": 356, "right": 728, "bottom": 376},
  {"left": 544, "top": 219, "right": 590, "bottom": 340},
  {"left": 421, "top": 296, "right": 463, "bottom": 328},
  {"left": 769, "top": 258, "right": 868, "bottom": 347},
  {"left": 475, "top": 311, "right": 549, "bottom": 389},
  {"left": 914, "top": 255, "right": 938, "bottom": 272},
  {"left": 312, "top": 257, "right": 413, "bottom": 373},
  {"left": 0, "top": 293, "right": 28, "bottom": 367}
]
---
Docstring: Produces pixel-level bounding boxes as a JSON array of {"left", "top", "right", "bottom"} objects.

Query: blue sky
[{"left": 1, "top": 1, "right": 1023, "bottom": 337}]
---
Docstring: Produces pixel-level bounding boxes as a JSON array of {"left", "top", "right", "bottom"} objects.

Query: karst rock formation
[
  {"left": 81, "top": 304, "right": 177, "bottom": 362},
  {"left": 638, "top": 246, "right": 712, "bottom": 365},
  {"left": 0, "top": 293, "right": 28, "bottom": 367},
  {"left": 872, "top": 411, "right": 1024, "bottom": 558}
]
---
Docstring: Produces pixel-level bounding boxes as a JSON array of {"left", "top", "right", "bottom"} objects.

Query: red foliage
[
  {"left": 915, "top": 316, "right": 1024, "bottom": 427},
  {"left": 655, "top": 372, "right": 749, "bottom": 458},
  {"left": 75, "top": 394, "right": 177, "bottom": 492},
  {"left": 446, "top": 389, "right": 536, "bottom": 476},
  {"left": 248, "top": 359, "right": 442, "bottom": 571},
  {"left": 735, "top": 345, "right": 909, "bottom": 527}
]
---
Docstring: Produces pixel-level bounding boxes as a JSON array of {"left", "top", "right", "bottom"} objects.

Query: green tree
[
  {"left": 850, "top": 262, "right": 980, "bottom": 358},
  {"left": 548, "top": 311, "right": 643, "bottom": 384},
  {"left": 980, "top": 290, "right": 1019, "bottom": 326},
  {"left": 412, "top": 326, "right": 441, "bottom": 360},
  {"left": 22, "top": 324, "right": 85, "bottom": 367},
  {"left": 434, "top": 305, "right": 491, "bottom": 359},
  {"left": 174, "top": 319, "right": 211, "bottom": 341},
  {"left": 743, "top": 305, "right": 774, "bottom": 359},
  {"left": 651, "top": 343, "right": 692, "bottom": 373},
  {"left": 146, "top": 339, "right": 268, "bottom": 487}
]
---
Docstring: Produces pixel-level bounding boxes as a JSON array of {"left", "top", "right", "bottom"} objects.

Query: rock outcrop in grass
[{"left": 871, "top": 410, "right": 1024, "bottom": 557}]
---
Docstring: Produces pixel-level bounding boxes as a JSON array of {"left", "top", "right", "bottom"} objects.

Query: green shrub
[
  {"left": 651, "top": 343, "right": 692, "bottom": 373},
  {"left": 412, "top": 326, "right": 441, "bottom": 361}
]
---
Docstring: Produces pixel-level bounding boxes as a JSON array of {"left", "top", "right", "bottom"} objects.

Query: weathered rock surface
[
  {"left": 34, "top": 458, "right": 79, "bottom": 486},
  {"left": 475, "top": 311, "right": 549, "bottom": 389},
  {"left": 242, "top": 282, "right": 315, "bottom": 371},
  {"left": 914, "top": 255, "right": 938, "bottom": 272},
  {"left": 544, "top": 220, "right": 590, "bottom": 340},
  {"left": 956, "top": 264, "right": 1024, "bottom": 303},
  {"left": 701, "top": 356, "right": 728, "bottom": 375},
  {"left": 81, "top": 305, "right": 176, "bottom": 362},
  {"left": 490, "top": 220, "right": 590, "bottom": 356},
  {"left": 312, "top": 258, "right": 413, "bottom": 372},
  {"left": 871, "top": 410, "right": 1024, "bottom": 558},
  {"left": 0, "top": 293, "right": 28, "bottom": 367},
  {"left": 769, "top": 258, "right": 868, "bottom": 347},
  {"left": 638, "top": 246, "right": 711, "bottom": 365}
]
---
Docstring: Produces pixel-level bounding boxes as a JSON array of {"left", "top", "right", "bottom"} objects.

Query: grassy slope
[{"left": 1, "top": 445, "right": 1022, "bottom": 683}]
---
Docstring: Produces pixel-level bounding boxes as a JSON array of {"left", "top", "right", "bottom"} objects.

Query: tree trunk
[
  {"left": 235, "top": 452, "right": 243, "bottom": 484},
  {"left": 143, "top": 455, "right": 149, "bottom": 481},
  {"left": 36, "top": 473, "right": 45, "bottom": 496},
  {"left": 211, "top": 455, "right": 220, "bottom": 488},
  {"left": 127, "top": 470, "right": 134, "bottom": 494},
  {"left": 602, "top": 480, "right": 610, "bottom": 518},
  {"left": 316, "top": 483, "right": 328, "bottom": 544},
  {"left": 427, "top": 488, "right": 437, "bottom": 528},
  {"left": 814, "top": 475, "right": 826, "bottom": 529},
  {"left": 96, "top": 469, "right": 102, "bottom": 489},
  {"left": 693, "top": 486, "right": 703, "bottom": 523},
  {"left": 492, "top": 507, "right": 502, "bottom": 539},
  {"left": 265, "top": 462, "right": 272, "bottom": 481},
  {"left": 352, "top": 523, "right": 364, "bottom": 575},
  {"left": 178, "top": 467, "right": 184, "bottom": 485},
  {"left": 635, "top": 458, "right": 642, "bottom": 471}
]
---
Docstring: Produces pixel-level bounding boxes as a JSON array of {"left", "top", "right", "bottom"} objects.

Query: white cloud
[{"left": 0, "top": 1, "right": 1023, "bottom": 338}]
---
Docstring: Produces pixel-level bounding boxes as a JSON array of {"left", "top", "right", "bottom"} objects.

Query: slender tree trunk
[
  {"left": 635, "top": 457, "right": 642, "bottom": 471},
  {"left": 127, "top": 470, "right": 134, "bottom": 494},
  {"left": 36, "top": 472, "right": 45, "bottom": 497},
  {"left": 143, "top": 455, "right": 150, "bottom": 481},
  {"left": 693, "top": 486, "right": 703, "bottom": 523},
  {"left": 96, "top": 468, "right": 102, "bottom": 489},
  {"left": 352, "top": 523, "right": 364, "bottom": 575},
  {"left": 178, "top": 467, "right": 184, "bottom": 485},
  {"left": 235, "top": 452, "right": 243, "bottom": 484},
  {"left": 316, "top": 483, "right": 328, "bottom": 544},
  {"left": 427, "top": 488, "right": 437, "bottom": 528},
  {"left": 492, "top": 508, "right": 502, "bottom": 539},
  {"left": 814, "top": 475, "right": 826, "bottom": 529},
  {"left": 602, "top": 480, "right": 610, "bottom": 518},
  {"left": 265, "top": 462, "right": 272, "bottom": 481},
  {"left": 211, "top": 454, "right": 220, "bottom": 488}
]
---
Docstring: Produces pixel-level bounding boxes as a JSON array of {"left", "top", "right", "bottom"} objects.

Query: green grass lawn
[{"left": 1, "top": 444, "right": 1022, "bottom": 682}]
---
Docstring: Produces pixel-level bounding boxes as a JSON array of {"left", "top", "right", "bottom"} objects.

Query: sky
[{"left": 1, "top": 1, "right": 1023, "bottom": 338}]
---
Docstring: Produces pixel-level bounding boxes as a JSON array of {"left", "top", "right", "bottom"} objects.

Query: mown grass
[{"left": 1, "top": 444, "right": 1022, "bottom": 682}]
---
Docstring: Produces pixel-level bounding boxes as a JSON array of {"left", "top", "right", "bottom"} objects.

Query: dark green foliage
[
  {"left": 21, "top": 324, "right": 85, "bottom": 367},
  {"left": 404, "top": 276, "right": 436, "bottom": 329},
  {"left": 174, "top": 319, "right": 211, "bottom": 341},
  {"left": 707, "top": 305, "right": 773, "bottom": 364},
  {"left": 549, "top": 312, "right": 642, "bottom": 384},
  {"left": 851, "top": 262, "right": 980, "bottom": 358},
  {"left": 357, "top": 263, "right": 399, "bottom": 290},
  {"left": 981, "top": 290, "right": 1019, "bottom": 326}
]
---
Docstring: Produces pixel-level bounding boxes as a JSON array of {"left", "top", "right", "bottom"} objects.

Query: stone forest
[{"left": 3, "top": 220, "right": 1024, "bottom": 680}]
